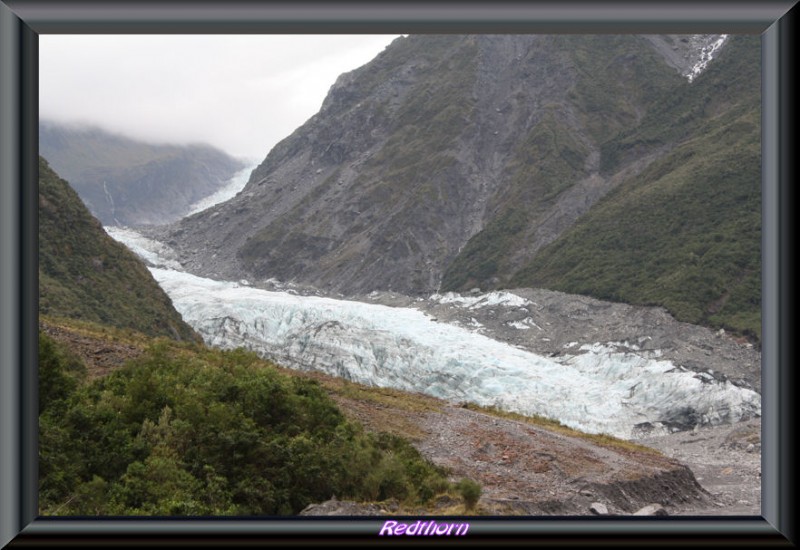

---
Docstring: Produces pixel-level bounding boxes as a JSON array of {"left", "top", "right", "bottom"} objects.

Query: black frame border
[{"left": 1, "top": 0, "right": 796, "bottom": 546}]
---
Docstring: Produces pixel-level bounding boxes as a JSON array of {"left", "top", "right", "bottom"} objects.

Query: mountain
[
  {"left": 38, "top": 156, "right": 199, "bottom": 341},
  {"left": 36, "top": 158, "right": 719, "bottom": 518},
  {"left": 39, "top": 121, "right": 246, "bottom": 226},
  {"left": 161, "top": 34, "right": 760, "bottom": 342},
  {"left": 511, "top": 36, "right": 760, "bottom": 340}
]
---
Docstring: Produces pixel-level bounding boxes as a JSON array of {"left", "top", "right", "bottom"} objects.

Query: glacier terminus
[{"left": 108, "top": 226, "right": 761, "bottom": 441}]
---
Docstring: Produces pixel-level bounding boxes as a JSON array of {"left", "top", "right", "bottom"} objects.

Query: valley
[
  {"left": 104, "top": 224, "right": 761, "bottom": 515},
  {"left": 37, "top": 32, "right": 763, "bottom": 518}
]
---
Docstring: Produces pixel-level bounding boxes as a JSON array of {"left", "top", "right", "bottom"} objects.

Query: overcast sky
[{"left": 39, "top": 35, "right": 401, "bottom": 162}]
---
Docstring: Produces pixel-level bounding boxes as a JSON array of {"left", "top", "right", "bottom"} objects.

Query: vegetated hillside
[
  {"left": 38, "top": 156, "right": 199, "bottom": 341},
  {"left": 39, "top": 318, "right": 710, "bottom": 516},
  {"left": 438, "top": 34, "right": 686, "bottom": 292},
  {"left": 163, "top": 34, "right": 759, "bottom": 342},
  {"left": 40, "top": 121, "right": 246, "bottom": 226},
  {"left": 37, "top": 323, "right": 459, "bottom": 516},
  {"left": 510, "top": 36, "right": 761, "bottom": 342}
]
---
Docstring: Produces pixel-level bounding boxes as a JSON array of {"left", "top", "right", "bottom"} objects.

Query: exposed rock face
[
  {"left": 158, "top": 34, "right": 758, "bottom": 344},
  {"left": 159, "top": 35, "right": 686, "bottom": 291}
]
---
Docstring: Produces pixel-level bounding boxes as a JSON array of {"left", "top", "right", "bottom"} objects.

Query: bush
[
  {"left": 456, "top": 478, "right": 482, "bottom": 511},
  {"left": 39, "top": 340, "right": 451, "bottom": 515}
]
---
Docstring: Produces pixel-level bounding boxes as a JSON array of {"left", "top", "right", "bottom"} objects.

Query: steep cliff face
[
  {"left": 162, "top": 34, "right": 759, "bottom": 339},
  {"left": 40, "top": 121, "right": 246, "bottom": 226}
]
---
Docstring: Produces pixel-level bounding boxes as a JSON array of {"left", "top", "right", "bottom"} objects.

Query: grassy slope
[
  {"left": 510, "top": 36, "right": 761, "bottom": 342},
  {"left": 38, "top": 156, "right": 199, "bottom": 341},
  {"left": 441, "top": 35, "right": 684, "bottom": 291}
]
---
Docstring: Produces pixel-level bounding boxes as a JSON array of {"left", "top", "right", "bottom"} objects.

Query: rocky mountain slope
[
  {"left": 40, "top": 121, "right": 246, "bottom": 226},
  {"left": 38, "top": 156, "right": 199, "bottom": 341},
  {"left": 159, "top": 33, "right": 760, "bottom": 342}
]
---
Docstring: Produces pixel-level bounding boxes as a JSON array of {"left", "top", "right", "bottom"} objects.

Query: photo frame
[{"left": 1, "top": 0, "right": 796, "bottom": 545}]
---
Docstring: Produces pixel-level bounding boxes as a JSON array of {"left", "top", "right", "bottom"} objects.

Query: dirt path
[
  {"left": 328, "top": 383, "right": 717, "bottom": 516},
  {"left": 39, "top": 318, "right": 146, "bottom": 379},
  {"left": 414, "top": 404, "right": 709, "bottom": 515}
]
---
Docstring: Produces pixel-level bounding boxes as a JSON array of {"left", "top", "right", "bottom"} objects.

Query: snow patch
[
  {"left": 468, "top": 317, "right": 484, "bottom": 329},
  {"left": 506, "top": 318, "right": 541, "bottom": 331}
]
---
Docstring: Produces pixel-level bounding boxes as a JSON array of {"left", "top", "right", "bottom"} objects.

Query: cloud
[{"left": 39, "top": 35, "right": 399, "bottom": 160}]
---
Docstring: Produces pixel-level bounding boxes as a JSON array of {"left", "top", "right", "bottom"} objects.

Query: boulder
[
  {"left": 633, "top": 503, "right": 669, "bottom": 516},
  {"left": 589, "top": 502, "right": 609, "bottom": 516}
]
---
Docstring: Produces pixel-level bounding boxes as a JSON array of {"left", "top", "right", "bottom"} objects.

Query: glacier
[
  {"left": 186, "top": 163, "right": 259, "bottom": 216},
  {"left": 110, "top": 229, "right": 761, "bottom": 440},
  {"left": 105, "top": 226, "right": 184, "bottom": 270}
]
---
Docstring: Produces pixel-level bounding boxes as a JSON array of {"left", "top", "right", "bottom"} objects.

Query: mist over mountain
[
  {"left": 160, "top": 33, "right": 760, "bottom": 342},
  {"left": 40, "top": 121, "right": 246, "bottom": 226}
]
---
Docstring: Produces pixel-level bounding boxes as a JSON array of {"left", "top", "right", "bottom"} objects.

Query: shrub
[{"left": 456, "top": 478, "right": 482, "bottom": 511}]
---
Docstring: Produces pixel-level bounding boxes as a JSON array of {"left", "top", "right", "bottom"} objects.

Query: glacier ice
[
  {"left": 145, "top": 267, "right": 760, "bottom": 440},
  {"left": 108, "top": 228, "right": 761, "bottom": 440},
  {"left": 105, "top": 226, "right": 183, "bottom": 270},
  {"left": 186, "top": 163, "right": 259, "bottom": 216}
]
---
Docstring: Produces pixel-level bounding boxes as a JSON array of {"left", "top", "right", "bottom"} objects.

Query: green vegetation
[
  {"left": 456, "top": 478, "right": 481, "bottom": 511},
  {"left": 600, "top": 35, "right": 760, "bottom": 174},
  {"left": 38, "top": 156, "right": 198, "bottom": 341},
  {"left": 38, "top": 332, "right": 88, "bottom": 415},
  {"left": 511, "top": 111, "right": 761, "bottom": 341},
  {"left": 39, "top": 334, "right": 458, "bottom": 516},
  {"left": 559, "top": 35, "right": 685, "bottom": 147},
  {"left": 510, "top": 36, "right": 761, "bottom": 343}
]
